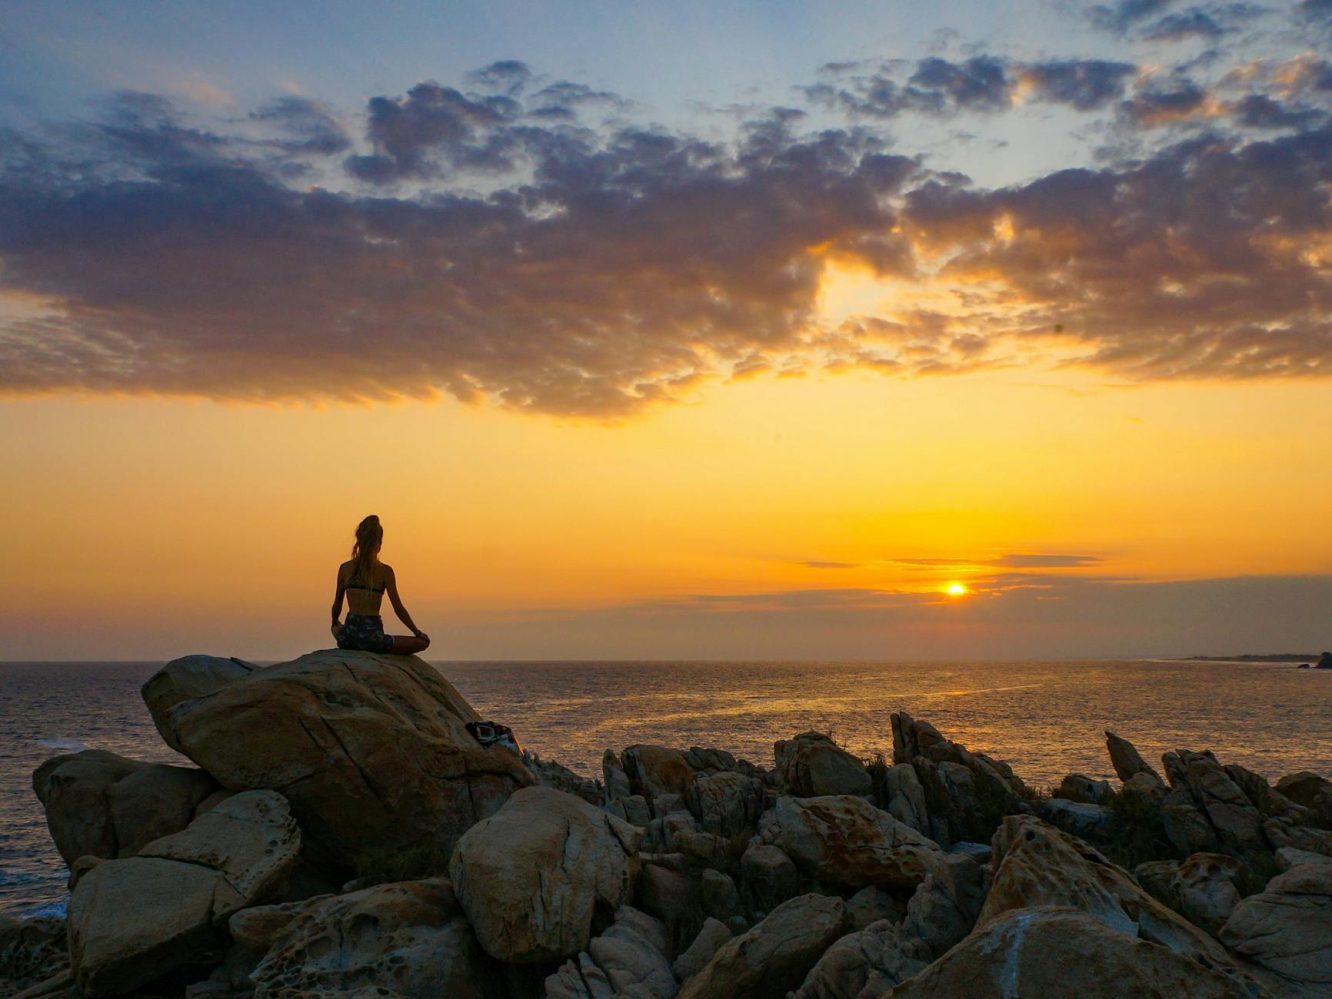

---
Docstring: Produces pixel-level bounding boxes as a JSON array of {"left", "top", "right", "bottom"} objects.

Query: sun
[{"left": 945, "top": 582, "right": 969, "bottom": 597}]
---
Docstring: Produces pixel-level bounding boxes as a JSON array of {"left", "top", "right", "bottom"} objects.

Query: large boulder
[
  {"left": 676, "top": 894, "right": 846, "bottom": 999},
  {"left": 792, "top": 919, "right": 927, "bottom": 999},
  {"left": 692, "top": 771, "right": 767, "bottom": 841},
  {"left": 68, "top": 790, "right": 299, "bottom": 997},
  {"left": 1276, "top": 772, "right": 1332, "bottom": 828},
  {"left": 448, "top": 786, "right": 641, "bottom": 964},
  {"left": 0, "top": 916, "right": 67, "bottom": 997},
  {"left": 245, "top": 878, "right": 502, "bottom": 998},
  {"left": 758, "top": 795, "right": 945, "bottom": 891},
  {"left": 774, "top": 732, "right": 872, "bottom": 798},
  {"left": 622, "top": 746, "right": 696, "bottom": 805},
  {"left": 1220, "top": 862, "right": 1332, "bottom": 994},
  {"left": 141, "top": 655, "right": 259, "bottom": 752},
  {"left": 901, "top": 853, "right": 987, "bottom": 957},
  {"left": 32, "top": 750, "right": 218, "bottom": 864},
  {"left": 1172, "top": 852, "right": 1243, "bottom": 935},
  {"left": 144, "top": 649, "right": 533, "bottom": 866},
  {"left": 1104, "top": 730, "right": 1165, "bottom": 786},
  {"left": 980, "top": 815, "right": 1263, "bottom": 996},
  {"left": 891, "top": 907, "right": 1249, "bottom": 999}
]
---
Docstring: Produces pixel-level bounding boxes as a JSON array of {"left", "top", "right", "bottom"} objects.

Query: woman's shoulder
[{"left": 337, "top": 559, "right": 353, "bottom": 576}]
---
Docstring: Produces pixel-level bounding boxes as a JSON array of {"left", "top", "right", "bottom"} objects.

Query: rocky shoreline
[{"left": 2, "top": 649, "right": 1330, "bottom": 998}]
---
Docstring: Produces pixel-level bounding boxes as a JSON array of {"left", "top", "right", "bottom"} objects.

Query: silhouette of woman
[{"left": 330, "top": 515, "right": 431, "bottom": 655}]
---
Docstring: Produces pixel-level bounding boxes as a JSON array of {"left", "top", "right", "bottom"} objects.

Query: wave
[{"left": 35, "top": 737, "right": 86, "bottom": 752}]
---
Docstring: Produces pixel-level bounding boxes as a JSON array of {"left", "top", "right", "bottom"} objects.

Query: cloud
[
  {"left": 1089, "top": 0, "right": 1177, "bottom": 34},
  {"left": 1, "top": 56, "right": 1330, "bottom": 417},
  {"left": 1142, "top": 8, "right": 1229, "bottom": 40},
  {"left": 799, "top": 561, "right": 861, "bottom": 569},
  {"left": 988, "top": 554, "right": 1105, "bottom": 568}
]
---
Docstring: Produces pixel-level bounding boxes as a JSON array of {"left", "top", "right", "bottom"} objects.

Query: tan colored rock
[
  {"left": 1178, "top": 750, "right": 1266, "bottom": 853},
  {"left": 449, "top": 786, "right": 640, "bottom": 964},
  {"left": 980, "top": 815, "right": 1262, "bottom": 996},
  {"left": 902, "top": 853, "right": 986, "bottom": 957},
  {"left": 676, "top": 893, "right": 846, "bottom": 999},
  {"left": 739, "top": 843, "right": 800, "bottom": 916},
  {"left": 67, "top": 790, "right": 299, "bottom": 997},
  {"left": 1172, "top": 853, "right": 1242, "bottom": 934},
  {"left": 145, "top": 649, "right": 533, "bottom": 866},
  {"left": 1162, "top": 787, "right": 1222, "bottom": 856},
  {"left": 793, "top": 918, "right": 927, "bottom": 999},
  {"left": 881, "top": 763, "right": 928, "bottom": 833},
  {"left": 759, "top": 795, "right": 945, "bottom": 891},
  {"left": 692, "top": 771, "right": 767, "bottom": 840},
  {"left": 32, "top": 750, "right": 218, "bottom": 864},
  {"left": 141, "top": 655, "right": 259, "bottom": 752},
  {"left": 775, "top": 732, "right": 872, "bottom": 798},
  {"left": 1276, "top": 771, "right": 1332, "bottom": 828},
  {"left": 1221, "top": 863, "right": 1332, "bottom": 992},
  {"left": 623, "top": 745, "right": 696, "bottom": 804},
  {"left": 247, "top": 878, "right": 502, "bottom": 998},
  {"left": 672, "top": 918, "right": 732, "bottom": 983},
  {"left": 891, "top": 907, "right": 1248, "bottom": 999},
  {"left": 1057, "top": 773, "right": 1115, "bottom": 805},
  {"left": 586, "top": 907, "right": 676, "bottom": 999},
  {"left": 1104, "top": 730, "right": 1164, "bottom": 786}
]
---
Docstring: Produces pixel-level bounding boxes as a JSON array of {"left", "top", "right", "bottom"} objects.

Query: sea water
[{"left": 2, "top": 658, "right": 1328, "bottom": 917}]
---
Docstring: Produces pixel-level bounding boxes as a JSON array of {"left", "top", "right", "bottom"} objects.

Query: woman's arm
[
  {"left": 384, "top": 565, "right": 426, "bottom": 638},
  {"left": 330, "top": 564, "right": 347, "bottom": 637}
]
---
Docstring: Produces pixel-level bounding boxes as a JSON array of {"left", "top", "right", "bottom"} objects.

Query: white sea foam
[{"left": 35, "top": 737, "right": 86, "bottom": 752}]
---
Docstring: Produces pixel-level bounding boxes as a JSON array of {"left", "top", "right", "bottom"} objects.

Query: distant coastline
[{"left": 1176, "top": 653, "right": 1321, "bottom": 662}]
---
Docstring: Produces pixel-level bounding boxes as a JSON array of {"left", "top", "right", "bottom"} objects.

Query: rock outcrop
[
  {"left": 791, "top": 918, "right": 927, "bottom": 999},
  {"left": 245, "top": 878, "right": 501, "bottom": 999},
  {"left": 757, "top": 795, "right": 945, "bottom": 891},
  {"left": 68, "top": 790, "right": 299, "bottom": 996},
  {"left": 675, "top": 893, "right": 845, "bottom": 999},
  {"left": 774, "top": 732, "right": 872, "bottom": 798},
  {"left": 144, "top": 649, "right": 534, "bottom": 867},
  {"left": 1220, "top": 862, "right": 1332, "bottom": 995},
  {"left": 545, "top": 905, "right": 677, "bottom": 999},
  {"left": 448, "top": 786, "right": 641, "bottom": 964},
  {"left": 32, "top": 750, "right": 218, "bottom": 865},
  {"left": 0, "top": 916, "right": 67, "bottom": 997}
]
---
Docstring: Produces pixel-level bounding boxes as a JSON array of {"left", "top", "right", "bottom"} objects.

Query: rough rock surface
[
  {"left": 980, "top": 815, "right": 1263, "bottom": 996},
  {"left": 246, "top": 877, "right": 500, "bottom": 998},
  {"left": 1105, "top": 730, "right": 1165, "bottom": 786},
  {"left": 671, "top": 918, "right": 732, "bottom": 983},
  {"left": 1277, "top": 772, "right": 1332, "bottom": 829},
  {"left": 546, "top": 906, "right": 676, "bottom": 999},
  {"left": 739, "top": 843, "right": 800, "bottom": 916},
  {"left": 145, "top": 649, "right": 534, "bottom": 865},
  {"left": 1172, "top": 852, "right": 1242, "bottom": 935},
  {"left": 791, "top": 919, "right": 927, "bottom": 999},
  {"left": 675, "top": 894, "right": 845, "bottom": 999},
  {"left": 32, "top": 750, "right": 218, "bottom": 864},
  {"left": 892, "top": 907, "right": 1247, "bottom": 999},
  {"left": 0, "top": 916, "right": 67, "bottom": 996},
  {"left": 449, "top": 786, "right": 641, "bottom": 964},
  {"left": 758, "top": 795, "right": 945, "bottom": 891},
  {"left": 68, "top": 790, "right": 299, "bottom": 997},
  {"left": 622, "top": 746, "right": 696, "bottom": 805},
  {"left": 1220, "top": 862, "right": 1332, "bottom": 993},
  {"left": 692, "top": 771, "right": 767, "bottom": 840},
  {"left": 1056, "top": 773, "right": 1115, "bottom": 805},
  {"left": 141, "top": 655, "right": 260, "bottom": 752},
  {"left": 902, "top": 853, "right": 987, "bottom": 957},
  {"left": 774, "top": 732, "right": 872, "bottom": 798}
]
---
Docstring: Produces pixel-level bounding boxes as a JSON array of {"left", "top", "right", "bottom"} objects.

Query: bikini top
[{"left": 346, "top": 570, "right": 385, "bottom": 593}]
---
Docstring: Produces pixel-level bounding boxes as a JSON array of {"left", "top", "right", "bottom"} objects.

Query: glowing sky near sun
[{"left": 1, "top": 1, "right": 1330, "bottom": 659}]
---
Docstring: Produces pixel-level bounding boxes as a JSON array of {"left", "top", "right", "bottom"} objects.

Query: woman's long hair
[{"left": 350, "top": 515, "right": 383, "bottom": 588}]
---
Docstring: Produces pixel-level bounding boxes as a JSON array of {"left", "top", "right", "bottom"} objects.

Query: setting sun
[{"left": 945, "top": 583, "right": 969, "bottom": 598}]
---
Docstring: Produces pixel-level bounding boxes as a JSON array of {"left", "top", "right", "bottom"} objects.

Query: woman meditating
[{"left": 330, "top": 515, "right": 431, "bottom": 654}]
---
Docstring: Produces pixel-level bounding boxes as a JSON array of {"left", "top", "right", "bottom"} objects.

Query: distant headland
[{"left": 1178, "top": 653, "right": 1326, "bottom": 664}]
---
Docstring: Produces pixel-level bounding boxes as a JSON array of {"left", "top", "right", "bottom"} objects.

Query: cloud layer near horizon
[{"left": 1, "top": 6, "right": 1330, "bottom": 416}]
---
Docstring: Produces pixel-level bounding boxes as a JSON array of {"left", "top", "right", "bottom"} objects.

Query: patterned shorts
[{"left": 337, "top": 613, "right": 394, "bottom": 653}]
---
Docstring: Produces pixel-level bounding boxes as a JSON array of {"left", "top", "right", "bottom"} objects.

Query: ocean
[{"left": 2, "top": 658, "right": 1328, "bottom": 919}]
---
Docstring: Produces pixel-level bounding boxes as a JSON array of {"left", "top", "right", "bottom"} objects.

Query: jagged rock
[
  {"left": 68, "top": 790, "right": 299, "bottom": 997},
  {"left": 891, "top": 907, "right": 1248, "bottom": 999},
  {"left": 698, "top": 869, "right": 741, "bottom": 924},
  {"left": 671, "top": 918, "right": 731, "bottom": 983},
  {"left": 1227, "top": 764, "right": 1310, "bottom": 824},
  {"left": 902, "top": 852, "right": 986, "bottom": 957},
  {"left": 692, "top": 772, "right": 767, "bottom": 840},
  {"left": 844, "top": 887, "right": 905, "bottom": 931},
  {"left": 450, "top": 786, "right": 640, "bottom": 964},
  {"left": 246, "top": 877, "right": 501, "bottom": 998},
  {"left": 141, "top": 655, "right": 260, "bottom": 751},
  {"left": 1172, "top": 853, "right": 1242, "bottom": 935},
  {"left": 623, "top": 746, "right": 696, "bottom": 805},
  {"left": 1134, "top": 860, "right": 1181, "bottom": 908},
  {"left": 32, "top": 750, "right": 218, "bottom": 865},
  {"left": 1221, "top": 862, "right": 1332, "bottom": 993},
  {"left": 1263, "top": 816, "right": 1332, "bottom": 858},
  {"left": 791, "top": 919, "right": 928, "bottom": 999},
  {"left": 739, "top": 843, "right": 800, "bottom": 916},
  {"left": 774, "top": 732, "right": 872, "bottom": 798},
  {"left": 0, "top": 916, "right": 67, "bottom": 996},
  {"left": 639, "top": 863, "right": 696, "bottom": 953},
  {"left": 880, "top": 763, "right": 928, "bottom": 833},
  {"left": 1105, "top": 731, "right": 1165, "bottom": 786},
  {"left": 1276, "top": 772, "right": 1332, "bottom": 828},
  {"left": 892, "top": 713, "right": 1029, "bottom": 845},
  {"left": 604, "top": 751, "right": 633, "bottom": 803},
  {"left": 1277, "top": 847, "right": 1332, "bottom": 870},
  {"left": 1057, "top": 773, "right": 1115, "bottom": 805},
  {"left": 1177, "top": 750, "right": 1267, "bottom": 854},
  {"left": 1120, "top": 770, "right": 1169, "bottom": 810},
  {"left": 980, "top": 815, "right": 1263, "bottom": 996},
  {"left": 1162, "top": 787, "right": 1222, "bottom": 856},
  {"left": 675, "top": 894, "right": 845, "bottom": 999},
  {"left": 758, "top": 795, "right": 945, "bottom": 891},
  {"left": 532, "top": 757, "right": 602, "bottom": 805},
  {"left": 145, "top": 650, "right": 533, "bottom": 867},
  {"left": 547, "top": 906, "right": 676, "bottom": 999},
  {"left": 1038, "top": 798, "right": 1118, "bottom": 840},
  {"left": 11, "top": 969, "right": 80, "bottom": 999}
]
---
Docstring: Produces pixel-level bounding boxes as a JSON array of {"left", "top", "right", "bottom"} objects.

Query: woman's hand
[
  {"left": 331, "top": 621, "right": 343, "bottom": 639},
  {"left": 413, "top": 628, "right": 429, "bottom": 642}
]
